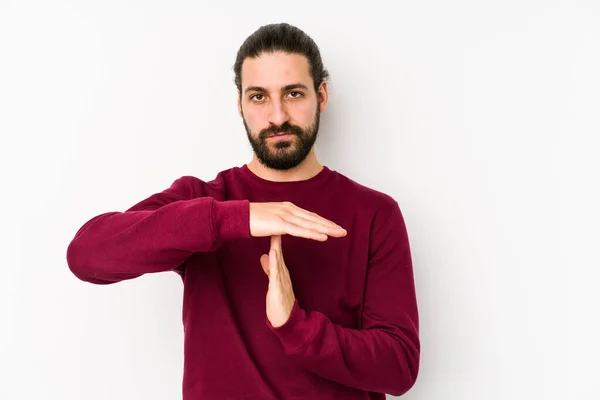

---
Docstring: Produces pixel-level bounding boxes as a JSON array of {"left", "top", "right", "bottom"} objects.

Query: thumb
[{"left": 260, "top": 254, "right": 270, "bottom": 277}]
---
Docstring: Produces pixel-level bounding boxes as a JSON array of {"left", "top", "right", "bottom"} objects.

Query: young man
[{"left": 66, "top": 22, "right": 420, "bottom": 399}]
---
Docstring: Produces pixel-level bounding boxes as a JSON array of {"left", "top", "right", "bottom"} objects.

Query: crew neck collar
[{"left": 238, "top": 163, "right": 335, "bottom": 192}]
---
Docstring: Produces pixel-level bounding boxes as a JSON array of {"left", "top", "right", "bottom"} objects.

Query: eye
[
  {"left": 287, "top": 91, "right": 303, "bottom": 98},
  {"left": 250, "top": 94, "right": 264, "bottom": 101}
]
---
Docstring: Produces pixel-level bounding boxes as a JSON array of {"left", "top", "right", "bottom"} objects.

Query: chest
[{"left": 217, "top": 233, "right": 370, "bottom": 328}]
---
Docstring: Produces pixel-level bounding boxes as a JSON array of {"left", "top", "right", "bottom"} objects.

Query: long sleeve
[
  {"left": 66, "top": 176, "right": 250, "bottom": 284},
  {"left": 267, "top": 201, "right": 420, "bottom": 396}
]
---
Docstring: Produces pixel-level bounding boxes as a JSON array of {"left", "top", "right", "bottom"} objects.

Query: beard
[{"left": 242, "top": 107, "right": 320, "bottom": 171}]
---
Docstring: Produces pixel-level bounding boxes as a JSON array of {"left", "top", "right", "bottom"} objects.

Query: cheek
[
  {"left": 244, "top": 109, "right": 265, "bottom": 129},
  {"left": 294, "top": 102, "right": 317, "bottom": 123}
]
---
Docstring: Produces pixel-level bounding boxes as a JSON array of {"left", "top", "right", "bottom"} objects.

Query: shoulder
[
  {"left": 172, "top": 166, "right": 240, "bottom": 200},
  {"left": 333, "top": 169, "right": 399, "bottom": 214},
  {"left": 329, "top": 169, "right": 408, "bottom": 238}
]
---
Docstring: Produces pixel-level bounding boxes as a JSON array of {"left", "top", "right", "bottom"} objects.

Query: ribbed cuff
[
  {"left": 266, "top": 299, "right": 317, "bottom": 354},
  {"left": 211, "top": 199, "right": 250, "bottom": 242}
]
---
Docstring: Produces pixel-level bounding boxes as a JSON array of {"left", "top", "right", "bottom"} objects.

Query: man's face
[{"left": 238, "top": 52, "right": 325, "bottom": 170}]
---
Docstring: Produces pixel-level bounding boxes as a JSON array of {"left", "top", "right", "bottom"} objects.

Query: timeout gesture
[
  {"left": 250, "top": 201, "right": 347, "bottom": 241},
  {"left": 260, "top": 235, "right": 295, "bottom": 327}
]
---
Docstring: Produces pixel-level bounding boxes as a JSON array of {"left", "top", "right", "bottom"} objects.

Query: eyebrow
[{"left": 244, "top": 83, "right": 309, "bottom": 94}]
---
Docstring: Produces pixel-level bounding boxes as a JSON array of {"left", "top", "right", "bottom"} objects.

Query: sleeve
[
  {"left": 66, "top": 176, "right": 250, "bottom": 284},
  {"left": 266, "top": 201, "right": 420, "bottom": 396}
]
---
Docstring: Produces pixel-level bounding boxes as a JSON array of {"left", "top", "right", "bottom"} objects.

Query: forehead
[{"left": 241, "top": 52, "right": 312, "bottom": 92}]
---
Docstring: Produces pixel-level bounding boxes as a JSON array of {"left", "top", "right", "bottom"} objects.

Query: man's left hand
[{"left": 260, "top": 235, "right": 296, "bottom": 328}]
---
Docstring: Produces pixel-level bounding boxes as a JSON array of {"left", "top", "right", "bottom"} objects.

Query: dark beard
[{"left": 243, "top": 108, "right": 320, "bottom": 171}]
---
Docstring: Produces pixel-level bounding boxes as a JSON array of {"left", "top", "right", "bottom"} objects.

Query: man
[{"left": 66, "top": 22, "right": 420, "bottom": 399}]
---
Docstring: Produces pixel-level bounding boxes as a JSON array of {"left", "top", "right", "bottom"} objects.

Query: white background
[{"left": 1, "top": 0, "right": 598, "bottom": 399}]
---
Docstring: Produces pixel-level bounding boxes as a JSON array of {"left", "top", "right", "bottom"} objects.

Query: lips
[{"left": 270, "top": 132, "right": 292, "bottom": 137}]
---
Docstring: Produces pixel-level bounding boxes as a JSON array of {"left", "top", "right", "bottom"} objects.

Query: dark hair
[{"left": 233, "top": 23, "right": 330, "bottom": 95}]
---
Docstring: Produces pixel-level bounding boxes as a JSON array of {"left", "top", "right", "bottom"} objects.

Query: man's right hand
[{"left": 249, "top": 202, "right": 347, "bottom": 242}]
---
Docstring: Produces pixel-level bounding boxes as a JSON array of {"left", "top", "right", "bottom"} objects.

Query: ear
[
  {"left": 317, "top": 81, "right": 328, "bottom": 113},
  {"left": 237, "top": 89, "right": 243, "bottom": 117}
]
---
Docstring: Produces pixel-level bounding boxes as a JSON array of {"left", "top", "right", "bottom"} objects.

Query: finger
[
  {"left": 282, "top": 213, "right": 346, "bottom": 237},
  {"left": 270, "top": 235, "right": 282, "bottom": 252},
  {"left": 273, "top": 236, "right": 284, "bottom": 267},
  {"left": 276, "top": 238, "right": 285, "bottom": 267},
  {"left": 282, "top": 222, "right": 329, "bottom": 241},
  {"left": 286, "top": 204, "right": 346, "bottom": 233},
  {"left": 269, "top": 248, "right": 278, "bottom": 279}
]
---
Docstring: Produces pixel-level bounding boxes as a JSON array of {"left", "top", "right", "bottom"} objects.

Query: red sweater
[{"left": 66, "top": 164, "right": 420, "bottom": 399}]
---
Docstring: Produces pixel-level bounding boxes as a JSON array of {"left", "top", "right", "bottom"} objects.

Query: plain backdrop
[{"left": 1, "top": 0, "right": 599, "bottom": 399}]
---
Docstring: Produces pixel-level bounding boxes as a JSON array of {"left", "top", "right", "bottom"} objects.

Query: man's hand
[
  {"left": 250, "top": 202, "right": 346, "bottom": 242},
  {"left": 260, "top": 235, "right": 295, "bottom": 328}
]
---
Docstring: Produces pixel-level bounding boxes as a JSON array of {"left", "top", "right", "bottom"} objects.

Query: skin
[
  {"left": 237, "top": 51, "right": 329, "bottom": 182},
  {"left": 237, "top": 51, "right": 329, "bottom": 327},
  {"left": 260, "top": 235, "right": 294, "bottom": 327}
]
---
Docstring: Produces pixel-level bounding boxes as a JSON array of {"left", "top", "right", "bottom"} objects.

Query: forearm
[
  {"left": 66, "top": 197, "right": 249, "bottom": 284},
  {"left": 268, "top": 301, "right": 419, "bottom": 396}
]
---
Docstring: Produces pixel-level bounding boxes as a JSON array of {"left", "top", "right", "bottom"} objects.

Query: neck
[{"left": 247, "top": 150, "right": 323, "bottom": 183}]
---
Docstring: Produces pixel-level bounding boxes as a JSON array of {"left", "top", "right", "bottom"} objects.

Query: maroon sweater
[{"left": 66, "top": 164, "right": 420, "bottom": 399}]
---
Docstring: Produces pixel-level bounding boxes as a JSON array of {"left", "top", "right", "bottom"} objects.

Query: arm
[
  {"left": 66, "top": 176, "right": 250, "bottom": 284},
  {"left": 267, "top": 201, "right": 420, "bottom": 396}
]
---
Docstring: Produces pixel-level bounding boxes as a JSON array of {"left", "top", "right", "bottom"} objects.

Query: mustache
[{"left": 260, "top": 122, "right": 304, "bottom": 138}]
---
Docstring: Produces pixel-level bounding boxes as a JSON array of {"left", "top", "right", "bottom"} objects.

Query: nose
[{"left": 268, "top": 99, "right": 290, "bottom": 127}]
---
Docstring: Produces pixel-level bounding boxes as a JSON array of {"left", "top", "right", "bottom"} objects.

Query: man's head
[{"left": 233, "top": 23, "right": 329, "bottom": 170}]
